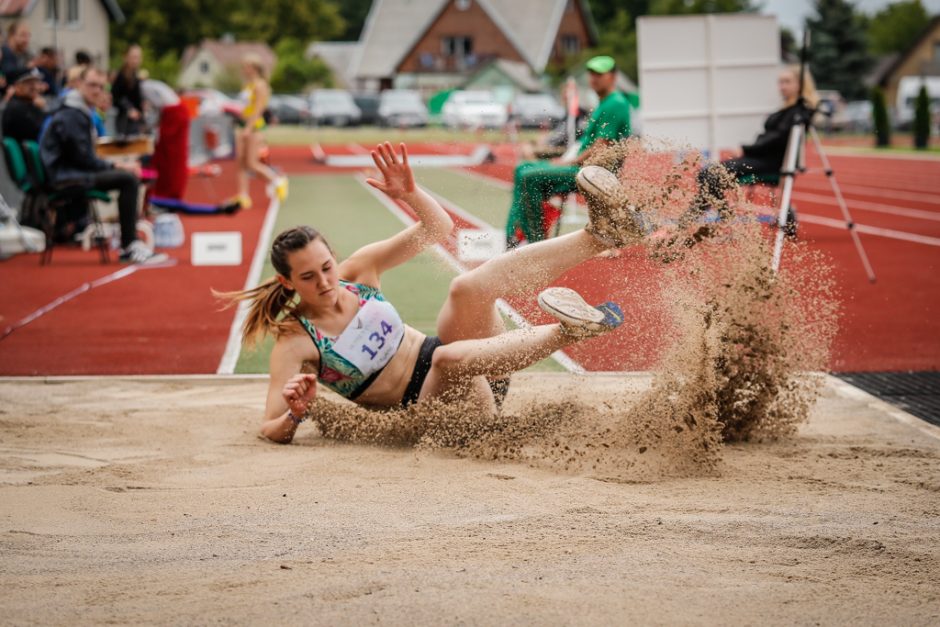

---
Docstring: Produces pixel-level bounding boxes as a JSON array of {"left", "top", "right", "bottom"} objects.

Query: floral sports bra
[{"left": 296, "top": 281, "right": 406, "bottom": 399}]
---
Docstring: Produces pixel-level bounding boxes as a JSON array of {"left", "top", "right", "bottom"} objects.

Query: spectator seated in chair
[
  {"left": 504, "top": 55, "right": 632, "bottom": 248},
  {"left": 39, "top": 66, "right": 163, "bottom": 264},
  {"left": 686, "top": 65, "right": 818, "bottom": 241},
  {"left": 1, "top": 68, "right": 47, "bottom": 143}
]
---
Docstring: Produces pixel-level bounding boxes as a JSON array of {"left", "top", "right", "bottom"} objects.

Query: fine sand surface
[{"left": 1, "top": 374, "right": 938, "bottom": 626}]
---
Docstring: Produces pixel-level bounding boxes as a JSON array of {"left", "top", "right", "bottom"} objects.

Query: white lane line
[
  {"left": 797, "top": 213, "right": 940, "bottom": 247},
  {"left": 459, "top": 167, "right": 940, "bottom": 246},
  {"left": 354, "top": 174, "right": 583, "bottom": 374},
  {"left": 1, "top": 259, "right": 175, "bottom": 341},
  {"left": 794, "top": 180, "right": 940, "bottom": 206},
  {"left": 216, "top": 195, "right": 282, "bottom": 374},
  {"left": 792, "top": 191, "right": 940, "bottom": 222}
]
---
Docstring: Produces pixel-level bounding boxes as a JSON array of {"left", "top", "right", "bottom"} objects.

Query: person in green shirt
[{"left": 505, "top": 55, "right": 632, "bottom": 246}]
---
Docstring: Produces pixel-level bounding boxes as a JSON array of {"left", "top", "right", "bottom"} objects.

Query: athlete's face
[{"left": 282, "top": 238, "right": 339, "bottom": 308}]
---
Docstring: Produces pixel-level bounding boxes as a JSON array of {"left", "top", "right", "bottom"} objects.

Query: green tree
[
  {"left": 867, "top": 0, "right": 929, "bottom": 56},
  {"left": 807, "top": 0, "right": 873, "bottom": 101},
  {"left": 111, "top": 0, "right": 345, "bottom": 59},
  {"left": 336, "top": 0, "right": 373, "bottom": 40},
  {"left": 871, "top": 86, "right": 891, "bottom": 148},
  {"left": 270, "top": 38, "right": 334, "bottom": 93},
  {"left": 913, "top": 84, "right": 931, "bottom": 149},
  {"left": 227, "top": 0, "right": 344, "bottom": 46}
]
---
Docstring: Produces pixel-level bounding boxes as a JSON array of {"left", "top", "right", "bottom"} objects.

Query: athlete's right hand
[{"left": 282, "top": 373, "right": 318, "bottom": 417}]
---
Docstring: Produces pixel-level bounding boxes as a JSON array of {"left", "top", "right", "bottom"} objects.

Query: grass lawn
[
  {"left": 234, "top": 172, "right": 564, "bottom": 374},
  {"left": 262, "top": 124, "right": 541, "bottom": 147}
]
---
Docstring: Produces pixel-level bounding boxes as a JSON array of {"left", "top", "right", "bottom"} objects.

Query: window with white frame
[
  {"left": 46, "top": 0, "right": 58, "bottom": 22},
  {"left": 66, "top": 0, "right": 80, "bottom": 24}
]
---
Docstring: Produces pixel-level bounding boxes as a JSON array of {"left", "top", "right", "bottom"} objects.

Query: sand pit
[{"left": 1, "top": 374, "right": 938, "bottom": 625}]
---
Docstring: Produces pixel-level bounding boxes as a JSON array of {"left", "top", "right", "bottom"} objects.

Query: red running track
[
  {"left": 469, "top": 144, "right": 940, "bottom": 372},
  {"left": 0, "top": 163, "right": 269, "bottom": 375}
]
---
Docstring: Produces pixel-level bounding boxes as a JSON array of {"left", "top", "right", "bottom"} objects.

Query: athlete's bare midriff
[{"left": 292, "top": 323, "right": 425, "bottom": 408}]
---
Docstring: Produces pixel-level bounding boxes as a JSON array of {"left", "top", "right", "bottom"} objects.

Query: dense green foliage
[
  {"left": 270, "top": 38, "right": 334, "bottom": 93},
  {"left": 867, "top": 0, "right": 930, "bottom": 56},
  {"left": 807, "top": 0, "right": 873, "bottom": 101},
  {"left": 871, "top": 86, "right": 891, "bottom": 147},
  {"left": 913, "top": 85, "right": 931, "bottom": 149}
]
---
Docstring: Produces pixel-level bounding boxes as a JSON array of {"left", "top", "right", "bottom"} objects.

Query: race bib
[{"left": 331, "top": 299, "right": 404, "bottom": 376}]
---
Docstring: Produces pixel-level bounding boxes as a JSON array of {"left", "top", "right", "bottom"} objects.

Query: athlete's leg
[
  {"left": 436, "top": 229, "right": 607, "bottom": 343},
  {"left": 235, "top": 130, "right": 249, "bottom": 198},
  {"left": 419, "top": 323, "right": 573, "bottom": 404},
  {"left": 245, "top": 131, "right": 278, "bottom": 184}
]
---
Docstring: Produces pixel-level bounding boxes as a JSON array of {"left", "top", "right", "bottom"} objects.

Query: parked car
[
  {"left": 268, "top": 95, "right": 311, "bottom": 125},
  {"left": 378, "top": 89, "right": 429, "bottom": 127},
  {"left": 353, "top": 93, "right": 380, "bottom": 125},
  {"left": 308, "top": 89, "right": 362, "bottom": 126},
  {"left": 830, "top": 100, "right": 873, "bottom": 133},
  {"left": 441, "top": 90, "right": 508, "bottom": 129},
  {"left": 510, "top": 93, "right": 565, "bottom": 128},
  {"left": 895, "top": 75, "right": 940, "bottom": 130}
]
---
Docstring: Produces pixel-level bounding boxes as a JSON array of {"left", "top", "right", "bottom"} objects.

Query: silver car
[
  {"left": 378, "top": 90, "right": 429, "bottom": 127},
  {"left": 510, "top": 93, "right": 565, "bottom": 129},
  {"left": 308, "top": 89, "right": 362, "bottom": 127}
]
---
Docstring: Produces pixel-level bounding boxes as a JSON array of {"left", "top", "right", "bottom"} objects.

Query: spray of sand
[{"left": 304, "top": 138, "right": 839, "bottom": 480}]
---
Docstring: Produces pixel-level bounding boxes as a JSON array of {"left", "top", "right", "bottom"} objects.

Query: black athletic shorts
[{"left": 401, "top": 336, "right": 442, "bottom": 407}]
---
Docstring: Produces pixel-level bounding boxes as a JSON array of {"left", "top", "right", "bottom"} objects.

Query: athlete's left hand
[{"left": 366, "top": 142, "right": 416, "bottom": 200}]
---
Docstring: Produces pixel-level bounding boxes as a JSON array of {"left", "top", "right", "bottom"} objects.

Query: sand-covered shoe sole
[{"left": 577, "top": 166, "right": 645, "bottom": 248}]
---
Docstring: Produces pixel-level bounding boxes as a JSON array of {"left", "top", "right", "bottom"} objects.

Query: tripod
[{"left": 770, "top": 30, "right": 876, "bottom": 283}]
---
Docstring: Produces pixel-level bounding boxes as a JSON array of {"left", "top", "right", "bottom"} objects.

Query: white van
[{"left": 895, "top": 76, "right": 940, "bottom": 129}]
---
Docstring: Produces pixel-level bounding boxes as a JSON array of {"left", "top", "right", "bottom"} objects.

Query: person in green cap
[{"left": 504, "top": 55, "right": 632, "bottom": 247}]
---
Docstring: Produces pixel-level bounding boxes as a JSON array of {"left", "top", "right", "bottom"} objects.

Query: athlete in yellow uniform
[{"left": 235, "top": 54, "right": 287, "bottom": 208}]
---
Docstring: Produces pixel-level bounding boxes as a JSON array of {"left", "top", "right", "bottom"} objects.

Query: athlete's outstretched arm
[
  {"left": 260, "top": 337, "right": 318, "bottom": 444},
  {"left": 341, "top": 142, "right": 454, "bottom": 284}
]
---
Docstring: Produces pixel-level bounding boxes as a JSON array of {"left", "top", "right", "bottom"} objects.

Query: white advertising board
[{"left": 637, "top": 14, "right": 780, "bottom": 157}]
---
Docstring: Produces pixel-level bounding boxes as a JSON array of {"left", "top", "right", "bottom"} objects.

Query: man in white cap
[{"left": 505, "top": 55, "right": 632, "bottom": 247}]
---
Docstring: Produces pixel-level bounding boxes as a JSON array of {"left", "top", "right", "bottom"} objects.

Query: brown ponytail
[{"left": 214, "top": 225, "right": 332, "bottom": 345}]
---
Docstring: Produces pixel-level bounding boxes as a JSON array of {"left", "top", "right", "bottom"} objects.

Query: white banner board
[{"left": 637, "top": 14, "right": 780, "bottom": 157}]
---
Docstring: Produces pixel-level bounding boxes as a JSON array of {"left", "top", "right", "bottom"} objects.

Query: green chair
[
  {"left": 737, "top": 171, "right": 780, "bottom": 187},
  {"left": 1, "top": 137, "right": 42, "bottom": 228},
  {"left": 20, "top": 140, "right": 111, "bottom": 265}
]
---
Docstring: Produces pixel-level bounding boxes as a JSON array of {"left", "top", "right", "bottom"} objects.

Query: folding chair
[{"left": 20, "top": 140, "right": 112, "bottom": 264}]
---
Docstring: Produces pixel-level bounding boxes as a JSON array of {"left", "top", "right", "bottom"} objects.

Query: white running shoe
[
  {"left": 119, "top": 240, "right": 168, "bottom": 265},
  {"left": 537, "top": 286, "right": 625, "bottom": 338}
]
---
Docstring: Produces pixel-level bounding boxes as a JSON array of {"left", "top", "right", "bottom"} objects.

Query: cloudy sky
[{"left": 760, "top": 0, "right": 940, "bottom": 34}]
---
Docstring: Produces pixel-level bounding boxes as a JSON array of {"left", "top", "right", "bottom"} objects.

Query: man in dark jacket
[
  {"left": 40, "top": 66, "right": 162, "bottom": 264},
  {"left": 1, "top": 68, "right": 46, "bottom": 142}
]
